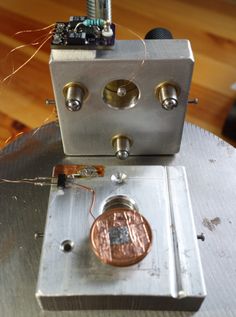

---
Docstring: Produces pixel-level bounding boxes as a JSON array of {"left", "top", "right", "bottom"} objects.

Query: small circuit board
[{"left": 51, "top": 16, "right": 115, "bottom": 49}]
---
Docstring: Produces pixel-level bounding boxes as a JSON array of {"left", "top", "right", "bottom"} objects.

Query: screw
[
  {"left": 34, "top": 232, "right": 44, "bottom": 240},
  {"left": 66, "top": 99, "right": 82, "bottom": 111},
  {"left": 116, "top": 150, "right": 129, "bottom": 160},
  {"left": 197, "top": 233, "right": 205, "bottom": 241},
  {"left": 111, "top": 172, "right": 127, "bottom": 184},
  {"left": 45, "top": 99, "right": 55, "bottom": 105},
  {"left": 63, "top": 83, "right": 87, "bottom": 112},
  {"left": 157, "top": 83, "right": 179, "bottom": 110},
  {"left": 112, "top": 135, "right": 132, "bottom": 160},
  {"left": 188, "top": 98, "right": 199, "bottom": 105},
  {"left": 117, "top": 87, "right": 127, "bottom": 97},
  {"left": 162, "top": 98, "right": 178, "bottom": 110}
]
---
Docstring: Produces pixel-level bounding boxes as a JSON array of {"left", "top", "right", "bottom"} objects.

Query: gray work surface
[{"left": 0, "top": 122, "right": 236, "bottom": 317}]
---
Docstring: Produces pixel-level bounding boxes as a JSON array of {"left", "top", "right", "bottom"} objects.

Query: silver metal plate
[
  {"left": 36, "top": 165, "right": 206, "bottom": 311},
  {"left": 50, "top": 40, "right": 194, "bottom": 155}
]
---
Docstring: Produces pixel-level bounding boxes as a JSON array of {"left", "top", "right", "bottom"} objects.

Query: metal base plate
[{"left": 36, "top": 165, "right": 206, "bottom": 311}]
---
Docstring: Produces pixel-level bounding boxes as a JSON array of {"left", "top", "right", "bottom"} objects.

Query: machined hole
[
  {"left": 102, "top": 195, "right": 139, "bottom": 213},
  {"left": 60, "top": 240, "right": 74, "bottom": 253},
  {"left": 103, "top": 79, "right": 140, "bottom": 110}
]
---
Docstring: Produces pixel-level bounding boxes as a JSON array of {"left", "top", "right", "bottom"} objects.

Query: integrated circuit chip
[{"left": 51, "top": 16, "right": 115, "bottom": 49}]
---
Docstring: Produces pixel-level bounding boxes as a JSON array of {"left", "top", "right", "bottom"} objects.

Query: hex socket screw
[
  {"left": 156, "top": 82, "right": 180, "bottom": 111},
  {"left": 63, "top": 82, "right": 88, "bottom": 112},
  {"left": 112, "top": 135, "right": 133, "bottom": 160}
]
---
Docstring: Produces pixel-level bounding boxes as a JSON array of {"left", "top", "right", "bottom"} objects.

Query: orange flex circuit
[{"left": 53, "top": 165, "right": 105, "bottom": 177}]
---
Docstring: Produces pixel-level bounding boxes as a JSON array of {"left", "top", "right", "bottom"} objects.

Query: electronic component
[
  {"left": 57, "top": 173, "right": 67, "bottom": 195},
  {"left": 51, "top": 16, "right": 115, "bottom": 49},
  {"left": 53, "top": 164, "right": 105, "bottom": 177},
  {"left": 57, "top": 173, "right": 67, "bottom": 189}
]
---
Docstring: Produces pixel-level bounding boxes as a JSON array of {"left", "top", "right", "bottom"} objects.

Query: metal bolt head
[
  {"left": 116, "top": 150, "right": 129, "bottom": 160},
  {"left": 63, "top": 82, "right": 88, "bottom": 112},
  {"left": 162, "top": 98, "right": 178, "bottom": 110},
  {"left": 111, "top": 172, "right": 127, "bottom": 184},
  {"left": 112, "top": 135, "right": 132, "bottom": 160},
  {"left": 66, "top": 99, "right": 82, "bottom": 111},
  {"left": 157, "top": 82, "right": 179, "bottom": 110},
  {"left": 117, "top": 87, "right": 127, "bottom": 97}
]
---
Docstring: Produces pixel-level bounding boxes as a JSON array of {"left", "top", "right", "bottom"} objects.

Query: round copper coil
[{"left": 90, "top": 208, "right": 152, "bottom": 267}]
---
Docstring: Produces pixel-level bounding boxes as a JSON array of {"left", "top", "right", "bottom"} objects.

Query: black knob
[{"left": 145, "top": 28, "right": 173, "bottom": 40}]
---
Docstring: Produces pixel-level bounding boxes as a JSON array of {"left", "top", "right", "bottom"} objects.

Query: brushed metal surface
[
  {"left": 36, "top": 166, "right": 206, "bottom": 311},
  {"left": 0, "top": 122, "right": 236, "bottom": 316},
  {"left": 50, "top": 40, "right": 194, "bottom": 155}
]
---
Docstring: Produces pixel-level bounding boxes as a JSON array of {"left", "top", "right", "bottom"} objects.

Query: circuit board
[{"left": 51, "top": 16, "right": 115, "bottom": 49}]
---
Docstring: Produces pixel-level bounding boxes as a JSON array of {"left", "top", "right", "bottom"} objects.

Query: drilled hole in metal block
[
  {"left": 60, "top": 240, "right": 74, "bottom": 253},
  {"left": 103, "top": 79, "right": 140, "bottom": 110}
]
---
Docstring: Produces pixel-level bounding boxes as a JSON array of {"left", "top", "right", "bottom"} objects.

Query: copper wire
[
  {"left": 1, "top": 108, "right": 55, "bottom": 149},
  {"left": 31, "top": 108, "right": 56, "bottom": 136},
  {"left": 0, "top": 26, "right": 55, "bottom": 148},
  {"left": 1, "top": 34, "right": 53, "bottom": 84},
  {"left": 13, "top": 23, "right": 56, "bottom": 36},
  {"left": 7, "top": 31, "right": 54, "bottom": 57},
  {"left": 114, "top": 22, "right": 147, "bottom": 88},
  {"left": 0, "top": 177, "right": 97, "bottom": 218},
  {"left": 68, "top": 182, "right": 96, "bottom": 220},
  {"left": 0, "top": 177, "right": 56, "bottom": 186},
  {"left": 8, "top": 42, "right": 40, "bottom": 55},
  {"left": 4, "top": 132, "right": 24, "bottom": 145}
]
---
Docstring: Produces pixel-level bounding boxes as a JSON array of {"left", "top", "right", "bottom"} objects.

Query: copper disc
[{"left": 90, "top": 208, "right": 152, "bottom": 267}]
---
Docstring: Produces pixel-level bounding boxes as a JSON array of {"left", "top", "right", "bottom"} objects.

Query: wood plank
[
  {"left": 0, "top": 0, "right": 85, "bottom": 24},
  {"left": 0, "top": 112, "right": 30, "bottom": 148},
  {"left": 178, "top": 0, "right": 236, "bottom": 19},
  {"left": 186, "top": 84, "right": 233, "bottom": 133},
  {"left": 193, "top": 53, "right": 236, "bottom": 98},
  {"left": 113, "top": 0, "right": 236, "bottom": 40}
]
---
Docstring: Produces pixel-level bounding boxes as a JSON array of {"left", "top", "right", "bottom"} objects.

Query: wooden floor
[{"left": 0, "top": 0, "right": 236, "bottom": 148}]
